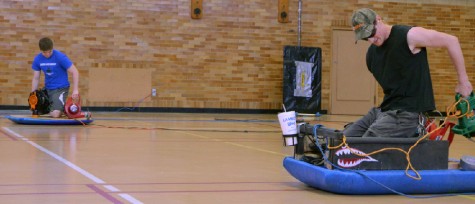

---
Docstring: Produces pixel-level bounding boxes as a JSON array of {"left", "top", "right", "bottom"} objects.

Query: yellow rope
[{"left": 327, "top": 98, "right": 469, "bottom": 180}]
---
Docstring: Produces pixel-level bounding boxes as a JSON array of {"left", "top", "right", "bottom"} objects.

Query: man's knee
[
  {"left": 343, "top": 123, "right": 365, "bottom": 137},
  {"left": 49, "top": 110, "right": 62, "bottom": 118}
]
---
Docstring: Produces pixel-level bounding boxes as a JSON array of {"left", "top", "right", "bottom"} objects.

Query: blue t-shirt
[{"left": 32, "top": 49, "right": 73, "bottom": 90}]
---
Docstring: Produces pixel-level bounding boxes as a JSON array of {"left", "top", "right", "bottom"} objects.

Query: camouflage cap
[{"left": 351, "top": 8, "right": 376, "bottom": 42}]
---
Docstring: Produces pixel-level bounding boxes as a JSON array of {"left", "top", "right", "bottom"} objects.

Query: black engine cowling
[{"left": 28, "top": 88, "right": 50, "bottom": 115}]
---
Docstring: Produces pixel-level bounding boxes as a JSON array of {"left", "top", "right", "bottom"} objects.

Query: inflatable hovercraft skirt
[
  {"left": 283, "top": 157, "right": 475, "bottom": 195},
  {"left": 5, "top": 115, "right": 93, "bottom": 125},
  {"left": 10, "top": 90, "right": 93, "bottom": 125},
  {"left": 280, "top": 123, "right": 475, "bottom": 195}
]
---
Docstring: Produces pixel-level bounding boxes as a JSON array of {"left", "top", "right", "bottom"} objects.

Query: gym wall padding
[{"left": 283, "top": 46, "right": 322, "bottom": 114}]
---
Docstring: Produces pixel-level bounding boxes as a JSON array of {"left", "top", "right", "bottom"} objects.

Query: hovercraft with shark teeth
[{"left": 281, "top": 94, "right": 475, "bottom": 195}]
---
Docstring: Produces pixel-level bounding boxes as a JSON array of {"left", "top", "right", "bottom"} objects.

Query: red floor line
[
  {"left": 86, "top": 184, "right": 124, "bottom": 204},
  {"left": 0, "top": 128, "right": 18, "bottom": 141}
]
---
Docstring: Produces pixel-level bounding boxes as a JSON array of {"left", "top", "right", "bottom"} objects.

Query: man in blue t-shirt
[{"left": 31, "top": 37, "right": 80, "bottom": 118}]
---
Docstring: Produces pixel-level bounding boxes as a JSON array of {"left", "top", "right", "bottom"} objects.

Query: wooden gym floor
[{"left": 0, "top": 110, "right": 474, "bottom": 204}]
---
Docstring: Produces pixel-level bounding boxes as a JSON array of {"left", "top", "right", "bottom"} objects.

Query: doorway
[{"left": 330, "top": 30, "right": 376, "bottom": 115}]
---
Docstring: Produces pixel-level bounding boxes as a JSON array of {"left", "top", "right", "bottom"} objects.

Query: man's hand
[
  {"left": 456, "top": 80, "right": 473, "bottom": 98},
  {"left": 71, "top": 90, "right": 80, "bottom": 101}
]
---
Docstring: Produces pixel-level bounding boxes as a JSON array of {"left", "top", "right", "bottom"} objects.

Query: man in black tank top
[{"left": 343, "top": 8, "right": 472, "bottom": 137}]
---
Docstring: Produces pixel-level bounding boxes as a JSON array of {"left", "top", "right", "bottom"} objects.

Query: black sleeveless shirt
[{"left": 366, "top": 25, "right": 435, "bottom": 112}]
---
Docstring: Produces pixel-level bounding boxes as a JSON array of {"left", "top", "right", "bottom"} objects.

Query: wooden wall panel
[
  {"left": 191, "top": 0, "right": 203, "bottom": 19},
  {"left": 88, "top": 68, "right": 151, "bottom": 102},
  {"left": 278, "top": 0, "right": 289, "bottom": 23}
]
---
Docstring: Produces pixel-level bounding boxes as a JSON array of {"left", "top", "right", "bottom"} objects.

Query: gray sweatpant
[
  {"left": 343, "top": 107, "right": 421, "bottom": 138},
  {"left": 47, "top": 87, "right": 69, "bottom": 112}
]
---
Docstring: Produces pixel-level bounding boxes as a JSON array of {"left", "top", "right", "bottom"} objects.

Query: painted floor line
[
  {"left": 179, "top": 130, "right": 288, "bottom": 156},
  {"left": 119, "top": 194, "right": 143, "bottom": 204},
  {"left": 1, "top": 127, "right": 143, "bottom": 204},
  {"left": 87, "top": 184, "right": 124, "bottom": 204},
  {"left": 0, "top": 128, "right": 18, "bottom": 141},
  {"left": 2, "top": 127, "right": 105, "bottom": 184}
]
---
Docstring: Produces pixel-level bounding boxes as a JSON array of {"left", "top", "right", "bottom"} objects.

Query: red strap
[
  {"left": 445, "top": 122, "right": 455, "bottom": 146},
  {"left": 426, "top": 119, "right": 455, "bottom": 146}
]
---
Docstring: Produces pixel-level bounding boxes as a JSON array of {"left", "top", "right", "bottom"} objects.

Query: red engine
[{"left": 64, "top": 95, "right": 90, "bottom": 119}]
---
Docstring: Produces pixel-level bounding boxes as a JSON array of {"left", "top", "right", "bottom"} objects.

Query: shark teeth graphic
[{"left": 335, "top": 146, "right": 378, "bottom": 168}]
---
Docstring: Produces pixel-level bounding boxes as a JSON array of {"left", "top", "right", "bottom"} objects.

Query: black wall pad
[{"left": 283, "top": 46, "right": 322, "bottom": 114}]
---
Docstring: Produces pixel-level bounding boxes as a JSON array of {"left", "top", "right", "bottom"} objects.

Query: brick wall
[{"left": 0, "top": 0, "right": 473, "bottom": 113}]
